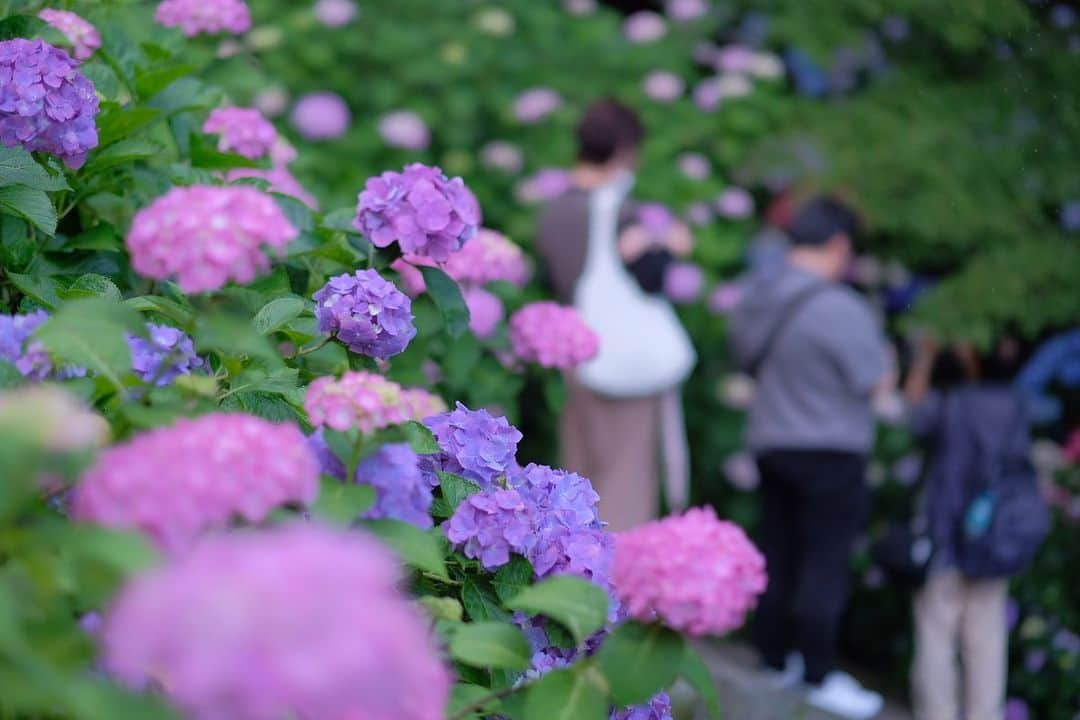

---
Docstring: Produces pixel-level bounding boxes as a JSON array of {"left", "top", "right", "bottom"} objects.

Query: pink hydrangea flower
[
  {"left": 613, "top": 506, "right": 767, "bottom": 636},
  {"left": 304, "top": 371, "right": 411, "bottom": 433},
  {"left": 378, "top": 110, "right": 430, "bottom": 150},
  {"left": 1063, "top": 427, "right": 1080, "bottom": 466},
  {"left": 716, "top": 187, "right": 754, "bottom": 219},
  {"left": 480, "top": 140, "right": 524, "bottom": 174},
  {"left": 509, "top": 301, "right": 599, "bottom": 370},
  {"left": 37, "top": 9, "right": 100, "bottom": 61},
  {"left": 678, "top": 152, "right": 711, "bottom": 180},
  {"left": 623, "top": 11, "right": 667, "bottom": 43},
  {"left": 716, "top": 44, "right": 754, "bottom": 73},
  {"left": 126, "top": 185, "right": 298, "bottom": 293},
  {"left": 391, "top": 254, "right": 435, "bottom": 297},
  {"left": 664, "top": 262, "right": 705, "bottom": 303},
  {"left": 400, "top": 388, "right": 448, "bottom": 422},
  {"left": 290, "top": 92, "right": 350, "bottom": 140},
  {"left": 707, "top": 282, "right": 743, "bottom": 314},
  {"left": 465, "top": 286, "right": 504, "bottom": 340},
  {"left": 154, "top": 0, "right": 251, "bottom": 37},
  {"left": 686, "top": 201, "right": 713, "bottom": 226},
  {"left": 444, "top": 228, "right": 532, "bottom": 287},
  {"left": 514, "top": 87, "right": 563, "bottom": 124},
  {"left": 642, "top": 71, "right": 685, "bottom": 103},
  {"left": 693, "top": 77, "right": 724, "bottom": 111},
  {"left": 253, "top": 86, "right": 289, "bottom": 117},
  {"left": 102, "top": 525, "right": 450, "bottom": 720},
  {"left": 665, "top": 0, "right": 708, "bottom": 22},
  {"left": 71, "top": 414, "right": 319, "bottom": 555},
  {"left": 202, "top": 107, "right": 277, "bottom": 160},
  {"left": 515, "top": 168, "right": 571, "bottom": 204},
  {"left": 563, "top": 0, "right": 597, "bottom": 15},
  {"left": 313, "top": 0, "right": 358, "bottom": 27}
]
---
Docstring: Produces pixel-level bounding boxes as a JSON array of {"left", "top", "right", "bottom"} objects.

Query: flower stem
[{"left": 446, "top": 683, "right": 525, "bottom": 720}]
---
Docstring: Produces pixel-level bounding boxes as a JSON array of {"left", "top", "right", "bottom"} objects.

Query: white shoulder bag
[{"left": 573, "top": 178, "right": 697, "bottom": 398}]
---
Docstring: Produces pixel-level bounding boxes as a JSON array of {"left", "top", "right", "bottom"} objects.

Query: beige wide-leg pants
[{"left": 911, "top": 569, "right": 1008, "bottom": 720}]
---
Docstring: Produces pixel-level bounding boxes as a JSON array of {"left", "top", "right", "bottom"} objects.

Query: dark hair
[
  {"left": 575, "top": 100, "right": 645, "bottom": 164},
  {"left": 979, "top": 337, "right": 1024, "bottom": 382},
  {"left": 788, "top": 196, "right": 861, "bottom": 247}
]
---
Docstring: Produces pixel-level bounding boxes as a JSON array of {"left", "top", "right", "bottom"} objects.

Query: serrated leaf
[
  {"left": 123, "top": 295, "right": 193, "bottom": 326},
  {"left": 507, "top": 576, "right": 609, "bottom": 645},
  {"left": 59, "top": 274, "right": 122, "bottom": 302},
  {"left": 597, "top": 622, "right": 685, "bottom": 706},
  {"left": 523, "top": 665, "right": 609, "bottom": 720},
  {"left": 0, "top": 185, "right": 56, "bottom": 235},
  {"left": 0, "top": 146, "right": 68, "bottom": 191},
  {"left": 401, "top": 420, "right": 441, "bottom": 454},
  {"left": 462, "top": 578, "right": 510, "bottom": 622},
  {"left": 449, "top": 622, "right": 531, "bottom": 671},
  {"left": 439, "top": 472, "right": 482, "bottom": 514},
  {"left": 226, "top": 391, "right": 302, "bottom": 423},
  {"left": 420, "top": 266, "right": 470, "bottom": 338},
  {"left": 34, "top": 298, "right": 144, "bottom": 388},
  {"left": 361, "top": 519, "right": 448, "bottom": 580},
  {"left": 493, "top": 555, "right": 535, "bottom": 604},
  {"left": 253, "top": 296, "right": 307, "bottom": 335},
  {"left": 310, "top": 477, "right": 375, "bottom": 525},
  {"left": 7, "top": 272, "right": 62, "bottom": 309},
  {"left": 680, "top": 644, "right": 721, "bottom": 719}
]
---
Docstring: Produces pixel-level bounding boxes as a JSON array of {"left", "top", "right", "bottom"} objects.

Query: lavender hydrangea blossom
[
  {"left": 0, "top": 310, "right": 85, "bottom": 380},
  {"left": 445, "top": 488, "right": 534, "bottom": 569},
  {"left": 0, "top": 39, "right": 100, "bottom": 168},
  {"left": 354, "top": 163, "right": 481, "bottom": 262},
  {"left": 423, "top": 402, "right": 522, "bottom": 487},
  {"left": 314, "top": 270, "right": 417, "bottom": 360},
  {"left": 611, "top": 692, "right": 674, "bottom": 720},
  {"left": 126, "top": 324, "right": 203, "bottom": 386},
  {"left": 357, "top": 443, "right": 433, "bottom": 529},
  {"left": 307, "top": 429, "right": 346, "bottom": 480}
]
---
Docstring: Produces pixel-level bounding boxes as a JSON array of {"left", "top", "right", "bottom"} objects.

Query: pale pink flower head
[
  {"left": 748, "top": 51, "right": 785, "bottom": 79},
  {"left": 102, "top": 524, "right": 450, "bottom": 720},
  {"left": 716, "top": 187, "right": 754, "bottom": 219},
  {"left": 378, "top": 110, "right": 430, "bottom": 151},
  {"left": 642, "top": 71, "right": 685, "bottom": 103},
  {"left": 665, "top": 0, "right": 709, "bottom": 22},
  {"left": 515, "top": 168, "right": 571, "bottom": 204},
  {"left": 716, "top": 44, "right": 754, "bottom": 73},
  {"left": 509, "top": 301, "right": 599, "bottom": 370},
  {"left": 252, "top": 86, "right": 289, "bottom": 117},
  {"left": 623, "top": 11, "right": 667, "bottom": 43},
  {"left": 313, "top": 0, "right": 358, "bottom": 27},
  {"left": 663, "top": 262, "right": 705, "bottom": 303},
  {"left": 390, "top": 254, "right": 436, "bottom": 297},
  {"left": 716, "top": 73, "right": 753, "bottom": 99},
  {"left": 37, "top": 9, "right": 100, "bottom": 61},
  {"left": 707, "top": 282, "right": 743, "bottom": 314},
  {"left": 465, "top": 286, "right": 504, "bottom": 340},
  {"left": 678, "top": 152, "right": 711, "bottom": 181},
  {"left": 693, "top": 77, "right": 723, "bottom": 111},
  {"left": 686, "top": 201, "right": 713, "bottom": 226},
  {"left": 155, "top": 0, "right": 251, "bottom": 37},
  {"left": 71, "top": 413, "right": 319, "bottom": 555},
  {"left": 444, "top": 228, "right": 532, "bottom": 287},
  {"left": 0, "top": 384, "right": 108, "bottom": 452},
  {"left": 202, "top": 107, "right": 277, "bottom": 160},
  {"left": 290, "top": 92, "right": 350, "bottom": 140},
  {"left": 126, "top": 185, "right": 298, "bottom": 293},
  {"left": 614, "top": 506, "right": 767, "bottom": 636},
  {"left": 304, "top": 371, "right": 411, "bottom": 433},
  {"left": 480, "top": 140, "right": 524, "bottom": 174},
  {"left": 400, "top": 388, "right": 447, "bottom": 422},
  {"left": 514, "top": 87, "right": 563, "bottom": 124},
  {"left": 1063, "top": 427, "right": 1080, "bottom": 466},
  {"left": 563, "top": 0, "right": 597, "bottom": 16}
]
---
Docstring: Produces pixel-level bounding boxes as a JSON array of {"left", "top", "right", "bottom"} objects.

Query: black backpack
[{"left": 956, "top": 397, "right": 1050, "bottom": 579}]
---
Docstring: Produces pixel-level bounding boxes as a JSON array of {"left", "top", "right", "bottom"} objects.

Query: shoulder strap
[
  {"left": 973, "top": 392, "right": 1028, "bottom": 489},
  {"left": 747, "top": 283, "right": 831, "bottom": 376}
]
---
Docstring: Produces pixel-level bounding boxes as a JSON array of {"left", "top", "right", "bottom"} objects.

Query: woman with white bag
[{"left": 535, "top": 100, "right": 697, "bottom": 531}]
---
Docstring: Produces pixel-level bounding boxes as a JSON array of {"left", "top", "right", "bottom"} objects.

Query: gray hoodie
[{"left": 731, "top": 263, "right": 887, "bottom": 454}]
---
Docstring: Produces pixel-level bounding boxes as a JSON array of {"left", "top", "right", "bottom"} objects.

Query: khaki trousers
[
  {"left": 560, "top": 377, "right": 660, "bottom": 532},
  {"left": 911, "top": 569, "right": 1008, "bottom": 720}
]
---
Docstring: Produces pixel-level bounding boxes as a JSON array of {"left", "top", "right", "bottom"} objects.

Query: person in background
[
  {"left": 730, "top": 196, "right": 890, "bottom": 719},
  {"left": 535, "top": 99, "right": 691, "bottom": 530},
  {"left": 905, "top": 335, "right": 1029, "bottom": 720}
]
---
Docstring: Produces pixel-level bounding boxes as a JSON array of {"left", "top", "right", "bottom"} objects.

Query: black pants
[{"left": 752, "top": 449, "right": 870, "bottom": 684}]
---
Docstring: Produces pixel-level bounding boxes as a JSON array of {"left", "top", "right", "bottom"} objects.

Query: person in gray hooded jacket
[{"left": 730, "top": 196, "right": 890, "bottom": 720}]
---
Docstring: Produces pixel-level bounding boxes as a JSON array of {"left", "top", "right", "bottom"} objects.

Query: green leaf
[
  {"left": 5, "top": 272, "right": 62, "bottom": 309},
  {"left": 83, "top": 138, "right": 163, "bottom": 174},
  {"left": 274, "top": 193, "right": 315, "bottom": 232},
  {"left": 493, "top": 555, "right": 535, "bottom": 605},
  {"left": 0, "top": 146, "right": 68, "bottom": 191},
  {"left": 462, "top": 578, "right": 510, "bottom": 623},
  {"left": 0, "top": 185, "right": 56, "bottom": 235},
  {"left": 310, "top": 476, "right": 375, "bottom": 525},
  {"left": 401, "top": 419, "right": 440, "bottom": 454},
  {"left": 189, "top": 133, "right": 261, "bottom": 170},
  {"left": 449, "top": 622, "right": 531, "bottom": 671},
  {"left": 523, "top": 665, "right": 609, "bottom": 720},
  {"left": 420, "top": 266, "right": 470, "bottom": 338},
  {"left": 64, "top": 223, "right": 123, "bottom": 252},
  {"left": 680, "top": 644, "right": 721, "bottom": 719},
  {"left": 361, "top": 518, "right": 449, "bottom": 580},
  {"left": 0, "top": 15, "right": 47, "bottom": 41},
  {"left": 123, "top": 295, "right": 193, "bottom": 326},
  {"left": 321, "top": 207, "right": 364, "bottom": 234},
  {"left": 597, "top": 622, "right": 685, "bottom": 706},
  {"left": 95, "top": 106, "right": 161, "bottom": 148},
  {"left": 0, "top": 361, "right": 21, "bottom": 389},
  {"left": 447, "top": 682, "right": 499, "bottom": 720},
  {"left": 135, "top": 64, "right": 196, "bottom": 100},
  {"left": 253, "top": 296, "right": 307, "bottom": 335},
  {"left": 439, "top": 472, "right": 481, "bottom": 513},
  {"left": 34, "top": 298, "right": 144, "bottom": 387},
  {"left": 195, "top": 313, "right": 283, "bottom": 368},
  {"left": 59, "top": 274, "right": 122, "bottom": 302},
  {"left": 63, "top": 525, "right": 159, "bottom": 576},
  {"left": 507, "top": 576, "right": 609, "bottom": 645},
  {"left": 224, "top": 391, "right": 302, "bottom": 424}
]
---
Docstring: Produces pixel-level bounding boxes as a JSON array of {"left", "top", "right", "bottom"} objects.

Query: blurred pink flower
[
  {"left": 509, "top": 301, "right": 599, "bottom": 370},
  {"left": 563, "top": 0, "right": 597, "bottom": 15},
  {"left": 465, "top": 287, "right": 504, "bottom": 340},
  {"left": 664, "top": 262, "right": 705, "bottom": 303},
  {"left": 313, "top": 0, "right": 357, "bottom": 27},
  {"left": 480, "top": 140, "right": 524, "bottom": 174},
  {"left": 716, "top": 73, "right": 753, "bottom": 98},
  {"left": 748, "top": 51, "right": 785, "bottom": 78},
  {"left": 642, "top": 71, "right": 685, "bottom": 103},
  {"left": 514, "top": 87, "right": 562, "bottom": 123},
  {"left": 707, "top": 282, "right": 743, "bottom": 314},
  {"left": 723, "top": 453, "right": 759, "bottom": 491},
  {"left": 38, "top": 9, "right": 100, "bottom": 60},
  {"left": 686, "top": 201, "right": 713, "bottom": 226},
  {"left": 666, "top": 0, "right": 709, "bottom": 22},
  {"left": 252, "top": 86, "right": 289, "bottom": 117},
  {"left": 716, "top": 187, "right": 754, "bottom": 219},
  {"left": 154, "top": 0, "right": 251, "bottom": 37},
  {"left": 304, "top": 371, "right": 411, "bottom": 433},
  {"left": 1064, "top": 428, "right": 1080, "bottom": 465},
  {"left": 716, "top": 44, "right": 754, "bottom": 73},
  {"left": 444, "top": 228, "right": 532, "bottom": 287},
  {"left": 202, "top": 106, "right": 277, "bottom": 160},
  {"left": 378, "top": 110, "right": 430, "bottom": 150},
  {"left": 290, "top": 92, "right": 350, "bottom": 140},
  {"left": 391, "top": 255, "right": 435, "bottom": 297},
  {"left": 693, "top": 77, "right": 723, "bottom": 111},
  {"left": 516, "top": 168, "right": 571, "bottom": 204},
  {"left": 623, "top": 11, "right": 667, "bottom": 43},
  {"left": 678, "top": 152, "right": 711, "bottom": 180}
]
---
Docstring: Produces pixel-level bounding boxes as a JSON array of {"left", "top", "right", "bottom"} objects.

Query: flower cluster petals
[
  {"left": 443, "top": 228, "right": 532, "bottom": 287},
  {"left": 127, "top": 323, "right": 203, "bottom": 386},
  {"left": 37, "top": 9, "right": 101, "bottom": 60},
  {"left": 304, "top": 371, "right": 413, "bottom": 433},
  {"left": 154, "top": 0, "right": 252, "bottom": 36},
  {"left": 202, "top": 107, "right": 277, "bottom": 160},
  {"left": 445, "top": 488, "right": 535, "bottom": 569},
  {"left": 509, "top": 301, "right": 599, "bottom": 370},
  {"left": 314, "top": 269, "right": 417, "bottom": 359},
  {"left": 423, "top": 402, "right": 521, "bottom": 487}
]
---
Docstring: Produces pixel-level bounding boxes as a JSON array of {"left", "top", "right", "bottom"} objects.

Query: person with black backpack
[{"left": 904, "top": 335, "right": 1049, "bottom": 720}]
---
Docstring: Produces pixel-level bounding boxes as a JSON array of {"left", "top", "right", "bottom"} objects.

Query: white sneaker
[
  {"left": 762, "top": 652, "right": 805, "bottom": 689},
  {"left": 805, "top": 671, "right": 884, "bottom": 719}
]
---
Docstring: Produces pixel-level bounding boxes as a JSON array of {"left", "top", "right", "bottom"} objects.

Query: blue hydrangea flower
[
  {"left": 445, "top": 488, "right": 534, "bottom": 569},
  {"left": 126, "top": 323, "right": 203, "bottom": 386},
  {"left": 306, "top": 428, "right": 346, "bottom": 480},
  {"left": 0, "top": 310, "right": 85, "bottom": 380},
  {"left": 611, "top": 692, "right": 674, "bottom": 720},
  {"left": 510, "top": 463, "right": 600, "bottom": 535},
  {"left": 0, "top": 39, "right": 99, "bottom": 168},
  {"left": 314, "top": 269, "right": 416, "bottom": 360},
  {"left": 423, "top": 402, "right": 522, "bottom": 488},
  {"left": 357, "top": 443, "right": 433, "bottom": 529}
]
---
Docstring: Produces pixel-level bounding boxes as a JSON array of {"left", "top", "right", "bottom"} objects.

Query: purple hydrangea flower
[
  {"left": 290, "top": 92, "right": 350, "bottom": 140},
  {"left": 612, "top": 692, "right": 674, "bottom": 720},
  {"left": 445, "top": 488, "right": 534, "bottom": 569},
  {"left": 314, "top": 269, "right": 417, "bottom": 359},
  {"left": 515, "top": 168, "right": 571, "bottom": 204},
  {"left": 0, "top": 39, "right": 99, "bottom": 168},
  {"left": 0, "top": 310, "right": 85, "bottom": 380},
  {"left": 357, "top": 443, "right": 433, "bottom": 529},
  {"left": 423, "top": 402, "right": 522, "bottom": 487},
  {"left": 509, "top": 463, "right": 600, "bottom": 538},
  {"left": 126, "top": 323, "right": 203, "bottom": 386},
  {"left": 307, "top": 428, "right": 346, "bottom": 480},
  {"left": 1004, "top": 698, "right": 1029, "bottom": 720},
  {"left": 354, "top": 163, "right": 481, "bottom": 262},
  {"left": 663, "top": 262, "right": 705, "bottom": 303}
]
